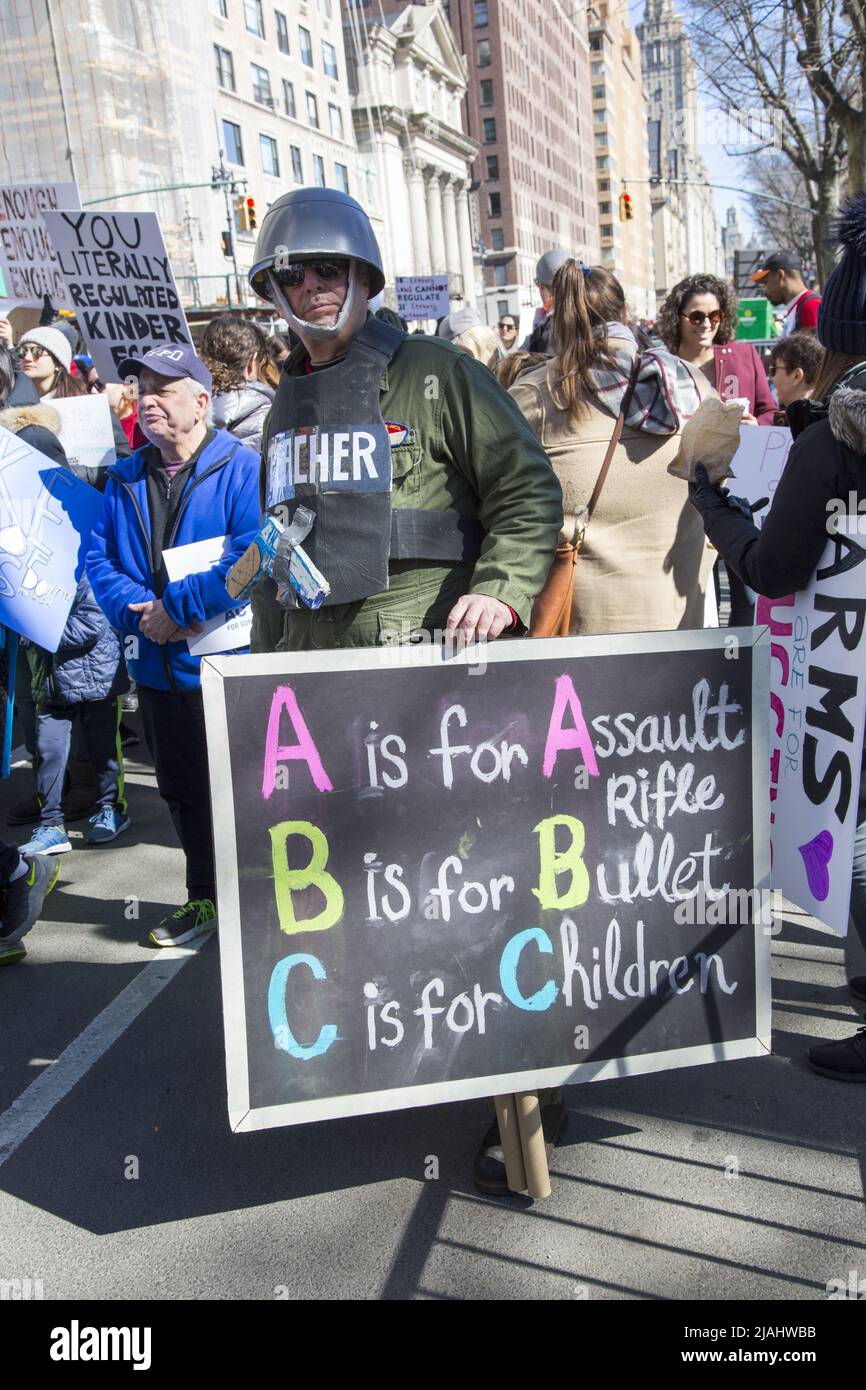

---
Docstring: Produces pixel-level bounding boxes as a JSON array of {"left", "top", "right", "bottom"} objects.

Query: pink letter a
[
  {"left": 262, "top": 685, "right": 333, "bottom": 797},
  {"left": 542, "top": 674, "right": 599, "bottom": 780}
]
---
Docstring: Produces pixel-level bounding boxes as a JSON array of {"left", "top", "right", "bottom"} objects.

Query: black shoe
[
  {"left": 849, "top": 977, "right": 866, "bottom": 1001},
  {"left": 807, "top": 1028, "right": 866, "bottom": 1081},
  {"left": 472, "top": 1099, "right": 566, "bottom": 1195}
]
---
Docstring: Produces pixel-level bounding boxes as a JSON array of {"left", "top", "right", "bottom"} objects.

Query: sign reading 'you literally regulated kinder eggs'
[
  {"left": 202, "top": 629, "right": 771, "bottom": 1133},
  {"left": 42, "top": 209, "right": 192, "bottom": 383}
]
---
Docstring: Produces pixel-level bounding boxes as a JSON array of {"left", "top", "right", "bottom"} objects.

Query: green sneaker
[
  {"left": 0, "top": 943, "right": 27, "bottom": 966},
  {"left": 149, "top": 899, "right": 217, "bottom": 948}
]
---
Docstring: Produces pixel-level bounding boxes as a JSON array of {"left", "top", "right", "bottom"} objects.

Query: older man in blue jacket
[{"left": 87, "top": 345, "right": 261, "bottom": 946}]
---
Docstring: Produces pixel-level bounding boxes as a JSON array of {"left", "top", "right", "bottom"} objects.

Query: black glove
[{"left": 688, "top": 464, "right": 768, "bottom": 521}]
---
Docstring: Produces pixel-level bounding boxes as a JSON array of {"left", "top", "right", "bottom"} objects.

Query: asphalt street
[{"left": 1, "top": 718, "right": 865, "bottom": 1302}]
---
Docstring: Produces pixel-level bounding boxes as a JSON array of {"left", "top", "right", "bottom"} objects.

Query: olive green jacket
[{"left": 252, "top": 331, "right": 562, "bottom": 651}]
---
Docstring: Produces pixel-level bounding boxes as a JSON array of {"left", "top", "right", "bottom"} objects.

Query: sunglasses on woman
[
  {"left": 19, "top": 344, "right": 47, "bottom": 360},
  {"left": 272, "top": 259, "right": 349, "bottom": 288},
  {"left": 682, "top": 309, "right": 722, "bottom": 327}
]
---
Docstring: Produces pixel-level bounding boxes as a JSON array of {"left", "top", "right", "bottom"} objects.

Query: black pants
[
  {"left": 0, "top": 838, "right": 22, "bottom": 884},
  {"left": 138, "top": 685, "right": 215, "bottom": 903}
]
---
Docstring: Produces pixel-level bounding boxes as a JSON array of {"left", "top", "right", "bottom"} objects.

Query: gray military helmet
[
  {"left": 249, "top": 187, "right": 385, "bottom": 300},
  {"left": 535, "top": 249, "right": 572, "bottom": 286}
]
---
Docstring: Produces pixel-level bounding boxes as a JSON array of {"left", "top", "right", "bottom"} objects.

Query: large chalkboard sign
[{"left": 202, "top": 629, "right": 771, "bottom": 1132}]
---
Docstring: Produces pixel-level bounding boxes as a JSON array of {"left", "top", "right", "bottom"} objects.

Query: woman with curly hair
[
  {"left": 199, "top": 314, "right": 275, "bottom": 455},
  {"left": 657, "top": 273, "right": 775, "bottom": 424}
]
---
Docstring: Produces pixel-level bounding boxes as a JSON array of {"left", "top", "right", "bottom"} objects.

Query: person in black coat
[{"left": 689, "top": 196, "right": 866, "bottom": 1082}]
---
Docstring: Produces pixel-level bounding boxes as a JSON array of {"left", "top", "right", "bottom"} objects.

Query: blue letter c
[
  {"left": 268, "top": 952, "right": 339, "bottom": 1060},
  {"left": 499, "top": 928, "right": 558, "bottom": 1011}
]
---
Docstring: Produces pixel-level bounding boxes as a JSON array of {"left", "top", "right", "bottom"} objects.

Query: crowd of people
[{"left": 1, "top": 183, "right": 865, "bottom": 1189}]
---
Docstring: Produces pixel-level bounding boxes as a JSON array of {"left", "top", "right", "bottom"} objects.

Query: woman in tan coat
[{"left": 510, "top": 261, "right": 713, "bottom": 635}]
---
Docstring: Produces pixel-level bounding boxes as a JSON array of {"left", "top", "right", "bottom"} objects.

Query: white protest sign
[
  {"left": 163, "top": 535, "right": 252, "bottom": 657},
  {"left": 42, "top": 210, "right": 192, "bottom": 383},
  {"left": 0, "top": 182, "right": 81, "bottom": 309},
  {"left": 395, "top": 275, "right": 450, "bottom": 320},
  {"left": 51, "top": 395, "right": 116, "bottom": 472},
  {"left": 729, "top": 424, "right": 793, "bottom": 527},
  {"left": 759, "top": 520, "right": 866, "bottom": 936}
]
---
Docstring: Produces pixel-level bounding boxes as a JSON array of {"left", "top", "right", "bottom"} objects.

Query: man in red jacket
[{"left": 750, "top": 251, "right": 821, "bottom": 335}]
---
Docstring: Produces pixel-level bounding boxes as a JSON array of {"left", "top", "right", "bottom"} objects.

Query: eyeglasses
[
  {"left": 682, "top": 309, "right": 722, "bottom": 327},
  {"left": 498, "top": 321, "right": 516, "bottom": 330},
  {"left": 272, "top": 259, "right": 349, "bottom": 288},
  {"left": 19, "top": 344, "right": 47, "bottom": 361}
]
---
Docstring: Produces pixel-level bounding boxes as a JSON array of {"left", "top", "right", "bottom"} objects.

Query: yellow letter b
[
  {"left": 533, "top": 815, "right": 589, "bottom": 911},
  {"left": 269, "top": 820, "right": 344, "bottom": 935}
]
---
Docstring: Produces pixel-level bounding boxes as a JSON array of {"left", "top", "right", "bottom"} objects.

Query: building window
[
  {"left": 593, "top": 86, "right": 605, "bottom": 100},
  {"left": 322, "top": 40, "right": 338, "bottom": 80},
  {"left": 596, "top": 155, "right": 609, "bottom": 170},
  {"left": 491, "top": 227, "right": 504, "bottom": 251},
  {"left": 486, "top": 155, "right": 499, "bottom": 178},
  {"left": 478, "top": 37, "right": 491, "bottom": 65},
  {"left": 480, "top": 79, "right": 493, "bottom": 105},
  {"left": 483, "top": 117, "right": 496, "bottom": 143},
  {"left": 318, "top": 0, "right": 332, "bottom": 15},
  {"left": 599, "top": 201, "right": 611, "bottom": 215},
  {"left": 592, "top": 61, "right": 604, "bottom": 76},
  {"left": 222, "top": 119, "right": 244, "bottom": 165},
  {"left": 334, "top": 162, "right": 349, "bottom": 193},
  {"left": 474, "top": 0, "right": 488, "bottom": 25},
  {"left": 210, "top": 0, "right": 227, "bottom": 15},
  {"left": 244, "top": 0, "right": 264, "bottom": 38},
  {"left": 497, "top": 298, "right": 509, "bottom": 317},
  {"left": 313, "top": 153, "right": 326, "bottom": 187},
  {"left": 275, "top": 11, "right": 289, "bottom": 54},
  {"left": 306, "top": 91, "right": 319, "bottom": 128},
  {"left": 489, "top": 191, "right": 501, "bottom": 217},
  {"left": 594, "top": 131, "right": 607, "bottom": 146},
  {"left": 494, "top": 263, "right": 507, "bottom": 286},
  {"left": 260, "top": 133, "right": 280, "bottom": 177},
  {"left": 299, "top": 25, "right": 313, "bottom": 66},
  {"left": 251, "top": 63, "right": 272, "bottom": 105},
  {"left": 328, "top": 103, "right": 344, "bottom": 139},
  {"left": 214, "top": 45, "right": 235, "bottom": 92},
  {"left": 291, "top": 145, "right": 303, "bottom": 182},
  {"left": 283, "top": 79, "right": 296, "bottom": 118},
  {"left": 600, "top": 223, "right": 613, "bottom": 237}
]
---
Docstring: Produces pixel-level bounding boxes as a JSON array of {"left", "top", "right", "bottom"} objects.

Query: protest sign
[
  {"left": 42, "top": 210, "right": 192, "bottom": 383},
  {"left": 0, "top": 425, "right": 103, "bottom": 652},
  {"left": 0, "top": 182, "right": 81, "bottom": 309},
  {"left": 729, "top": 425, "right": 793, "bottom": 526},
  {"left": 163, "top": 535, "right": 252, "bottom": 657},
  {"left": 759, "top": 518, "right": 866, "bottom": 936},
  {"left": 0, "top": 623, "right": 18, "bottom": 779},
  {"left": 51, "top": 395, "right": 116, "bottom": 472},
  {"left": 201, "top": 628, "right": 771, "bottom": 1131},
  {"left": 395, "top": 275, "right": 450, "bottom": 321}
]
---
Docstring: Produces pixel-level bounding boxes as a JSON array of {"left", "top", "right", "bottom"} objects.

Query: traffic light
[
  {"left": 619, "top": 191, "right": 634, "bottom": 222},
  {"left": 246, "top": 197, "right": 257, "bottom": 231},
  {"left": 235, "top": 195, "right": 249, "bottom": 232},
  {"left": 221, "top": 230, "right": 233, "bottom": 259}
]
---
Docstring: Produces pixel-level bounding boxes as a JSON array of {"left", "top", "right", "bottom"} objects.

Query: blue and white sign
[{"left": 0, "top": 425, "right": 103, "bottom": 651}]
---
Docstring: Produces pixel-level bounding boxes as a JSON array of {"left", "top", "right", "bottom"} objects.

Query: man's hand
[
  {"left": 129, "top": 599, "right": 202, "bottom": 645},
  {"left": 0, "top": 318, "right": 13, "bottom": 348},
  {"left": 446, "top": 593, "right": 513, "bottom": 643}
]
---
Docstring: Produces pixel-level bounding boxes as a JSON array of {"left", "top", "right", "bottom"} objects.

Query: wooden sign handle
[
  {"left": 494, "top": 1094, "right": 527, "bottom": 1194},
  {"left": 516, "top": 1091, "right": 552, "bottom": 1200}
]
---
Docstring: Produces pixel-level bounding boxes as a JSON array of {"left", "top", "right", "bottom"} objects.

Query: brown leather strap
[{"left": 584, "top": 356, "right": 642, "bottom": 525}]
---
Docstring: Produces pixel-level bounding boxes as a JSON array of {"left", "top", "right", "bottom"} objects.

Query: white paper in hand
[{"left": 162, "top": 535, "right": 252, "bottom": 656}]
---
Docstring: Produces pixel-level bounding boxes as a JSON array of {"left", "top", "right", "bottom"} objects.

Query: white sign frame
[{"left": 202, "top": 627, "right": 772, "bottom": 1133}]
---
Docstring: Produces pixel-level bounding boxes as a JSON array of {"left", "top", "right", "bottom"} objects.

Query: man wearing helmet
[{"left": 247, "top": 188, "right": 562, "bottom": 654}]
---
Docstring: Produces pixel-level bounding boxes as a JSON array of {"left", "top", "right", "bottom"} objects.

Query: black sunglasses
[
  {"left": 498, "top": 320, "right": 516, "bottom": 330},
  {"left": 273, "top": 259, "right": 349, "bottom": 288}
]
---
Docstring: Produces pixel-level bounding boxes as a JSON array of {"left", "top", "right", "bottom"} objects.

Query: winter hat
[
  {"left": 18, "top": 325, "right": 73, "bottom": 373},
  {"left": 817, "top": 196, "right": 866, "bottom": 355}
]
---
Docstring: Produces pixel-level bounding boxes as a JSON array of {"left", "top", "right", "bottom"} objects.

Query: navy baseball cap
[{"left": 118, "top": 344, "right": 212, "bottom": 392}]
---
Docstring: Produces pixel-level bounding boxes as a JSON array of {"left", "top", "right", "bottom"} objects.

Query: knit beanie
[
  {"left": 818, "top": 196, "right": 866, "bottom": 355},
  {"left": 17, "top": 325, "right": 73, "bottom": 373}
]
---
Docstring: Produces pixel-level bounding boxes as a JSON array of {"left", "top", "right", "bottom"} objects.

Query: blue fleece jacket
[{"left": 86, "top": 429, "right": 261, "bottom": 692}]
